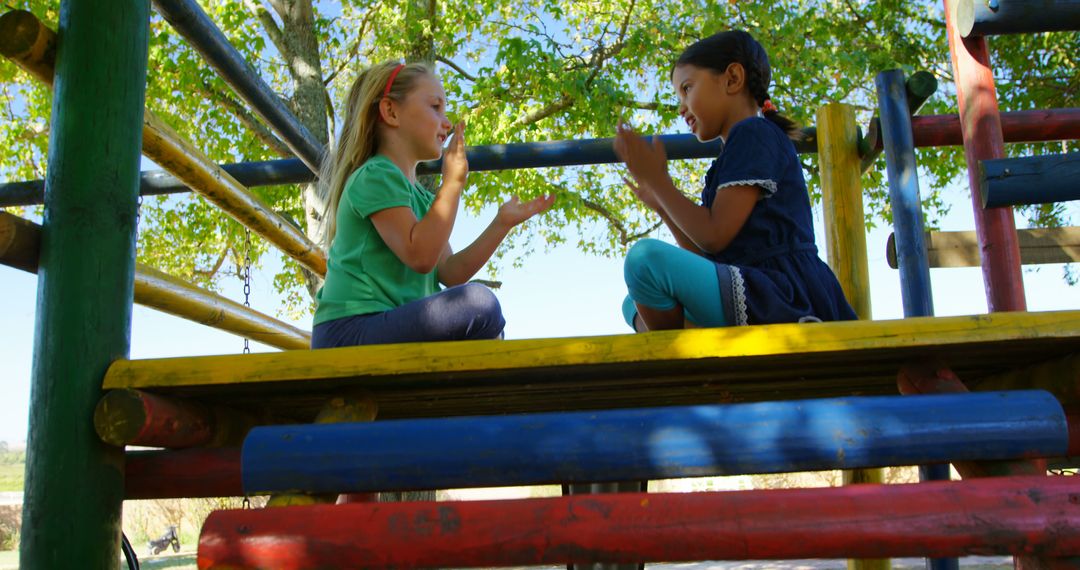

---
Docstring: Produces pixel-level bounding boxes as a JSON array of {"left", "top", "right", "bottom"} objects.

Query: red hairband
[
  {"left": 762, "top": 99, "right": 778, "bottom": 114},
  {"left": 383, "top": 63, "right": 405, "bottom": 97}
]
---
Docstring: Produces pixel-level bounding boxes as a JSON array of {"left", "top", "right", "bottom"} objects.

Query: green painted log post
[{"left": 19, "top": 1, "right": 150, "bottom": 567}]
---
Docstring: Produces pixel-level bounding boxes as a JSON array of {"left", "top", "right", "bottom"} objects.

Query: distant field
[{"left": 0, "top": 464, "right": 22, "bottom": 493}]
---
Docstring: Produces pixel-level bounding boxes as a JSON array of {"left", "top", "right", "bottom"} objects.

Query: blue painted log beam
[
  {"left": 980, "top": 152, "right": 1080, "bottom": 207},
  {"left": 4, "top": 133, "right": 804, "bottom": 207},
  {"left": 151, "top": 0, "right": 325, "bottom": 172},
  {"left": 241, "top": 391, "right": 1067, "bottom": 495},
  {"left": 957, "top": 0, "right": 1080, "bottom": 36},
  {"left": 0, "top": 158, "right": 312, "bottom": 207},
  {"left": 876, "top": 69, "right": 934, "bottom": 318}
]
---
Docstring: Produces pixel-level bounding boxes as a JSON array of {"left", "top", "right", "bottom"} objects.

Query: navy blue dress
[{"left": 702, "top": 116, "right": 857, "bottom": 325}]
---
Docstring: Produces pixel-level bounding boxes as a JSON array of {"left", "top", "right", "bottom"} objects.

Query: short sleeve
[
  {"left": 712, "top": 118, "right": 788, "bottom": 199},
  {"left": 346, "top": 158, "right": 414, "bottom": 218}
]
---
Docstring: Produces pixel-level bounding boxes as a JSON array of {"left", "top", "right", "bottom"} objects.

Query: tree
[{"left": 2, "top": 0, "right": 1076, "bottom": 317}]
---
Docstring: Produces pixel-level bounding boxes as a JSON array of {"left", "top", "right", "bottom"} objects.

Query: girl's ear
[
  {"left": 724, "top": 62, "right": 746, "bottom": 95},
  {"left": 379, "top": 97, "right": 399, "bottom": 127}
]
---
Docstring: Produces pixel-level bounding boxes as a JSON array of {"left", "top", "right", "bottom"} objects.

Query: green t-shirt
[{"left": 314, "top": 155, "right": 438, "bottom": 325}]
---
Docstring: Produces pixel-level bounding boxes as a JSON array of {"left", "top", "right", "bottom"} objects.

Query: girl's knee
[
  {"left": 457, "top": 283, "right": 501, "bottom": 316},
  {"left": 624, "top": 238, "right": 672, "bottom": 284},
  {"left": 455, "top": 283, "right": 505, "bottom": 339}
]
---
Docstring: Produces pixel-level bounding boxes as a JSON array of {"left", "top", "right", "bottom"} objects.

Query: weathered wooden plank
[{"left": 886, "top": 227, "right": 1080, "bottom": 268}]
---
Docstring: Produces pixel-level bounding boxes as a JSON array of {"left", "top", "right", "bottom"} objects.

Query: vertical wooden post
[
  {"left": 817, "top": 103, "right": 871, "bottom": 319},
  {"left": 19, "top": 1, "right": 150, "bottom": 566},
  {"left": 816, "top": 103, "right": 888, "bottom": 570},
  {"left": 875, "top": 68, "right": 960, "bottom": 570},
  {"left": 876, "top": 69, "right": 935, "bottom": 318},
  {"left": 944, "top": 0, "right": 1027, "bottom": 312}
]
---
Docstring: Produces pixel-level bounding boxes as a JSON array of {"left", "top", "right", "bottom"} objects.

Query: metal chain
[{"left": 242, "top": 228, "right": 252, "bottom": 354}]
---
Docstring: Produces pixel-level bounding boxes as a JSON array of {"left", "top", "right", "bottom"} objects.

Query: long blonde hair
[{"left": 319, "top": 60, "right": 433, "bottom": 248}]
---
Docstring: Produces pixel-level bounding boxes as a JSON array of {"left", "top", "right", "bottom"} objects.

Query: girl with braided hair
[{"left": 614, "top": 30, "right": 856, "bottom": 330}]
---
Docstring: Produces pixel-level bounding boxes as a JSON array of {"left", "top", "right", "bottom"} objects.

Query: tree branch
[
  {"left": 266, "top": 0, "right": 287, "bottom": 21},
  {"left": 510, "top": 97, "right": 575, "bottom": 130},
  {"left": 509, "top": 4, "right": 637, "bottom": 132},
  {"left": 470, "top": 279, "right": 502, "bottom": 289},
  {"left": 576, "top": 194, "right": 661, "bottom": 246},
  {"left": 193, "top": 247, "right": 229, "bottom": 280},
  {"left": 437, "top": 56, "right": 477, "bottom": 82},
  {"left": 626, "top": 100, "right": 676, "bottom": 113},
  {"left": 323, "top": 4, "right": 380, "bottom": 86},
  {"left": 199, "top": 80, "right": 292, "bottom": 157},
  {"left": 246, "top": 0, "right": 293, "bottom": 61}
]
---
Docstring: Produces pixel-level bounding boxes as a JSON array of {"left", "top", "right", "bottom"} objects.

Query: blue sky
[{"left": 2, "top": 179, "right": 1077, "bottom": 445}]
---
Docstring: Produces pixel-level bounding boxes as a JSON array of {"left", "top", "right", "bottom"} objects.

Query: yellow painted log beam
[
  {"left": 139, "top": 111, "right": 326, "bottom": 276},
  {"left": 135, "top": 264, "right": 310, "bottom": 350},
  {"left": 0, "top": 9, "right": 327, "bottom": 277},
  {"left": 887, "top": 227, "right": 1080, "bottom": 269},
  {"left": 0, "top": 210, "right": 39, "bottom": 272},
  {"left": 0, "top": 211, "right": 310, "bottom": 351},
  {"left": 0, "top": 9, "right": 55, "bottom": 85},
  {"left": 818, "top": 103, "right": 887, "bottom": 570},
  {"left": 104, "top": 311, "right": 1080, "bottom": 390}
]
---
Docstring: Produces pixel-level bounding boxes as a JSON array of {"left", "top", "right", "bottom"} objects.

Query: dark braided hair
[{"left": 674, "top": 30, "right": 801, "bottom": 140}]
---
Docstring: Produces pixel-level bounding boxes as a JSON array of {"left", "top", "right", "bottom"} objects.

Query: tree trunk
[{"left": 277, "top": 0, "right": 329, "bottom": 299}]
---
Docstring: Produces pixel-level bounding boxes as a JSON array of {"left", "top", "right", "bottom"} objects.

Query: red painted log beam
[
  {"left": 95, "top": 389, "right": 263, "bottom": 448},
  {"left": 198, "top": 476, "right": 1080, "bottom": 569},
  {"left": 865, "top": 108, "right": 1080, "bottom": 155},
  {"left": 126, "top": 448, "right": 242, "bottom": 500}
]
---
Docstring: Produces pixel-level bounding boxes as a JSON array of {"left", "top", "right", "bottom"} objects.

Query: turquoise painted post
[{"left": 20, "top": 1, "right": 150, "bottom": 567}]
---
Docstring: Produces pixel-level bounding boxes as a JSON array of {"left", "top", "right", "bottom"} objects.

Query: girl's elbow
[
  {"left": 401, "top": 249, "right": 440, "bottom": 274},
  {"left": 699, "top": 235, "right": 733, "bottom": 255},
  {"left": 412, "top": 257, "right": 440, "bottom": 275}
]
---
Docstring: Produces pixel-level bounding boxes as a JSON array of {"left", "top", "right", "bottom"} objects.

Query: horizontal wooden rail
[
  {"left": 1, "top": 212, "right": 310, "bottom": 350},
  {"left": 886, "top": 227, "right": 1080, "bottom": 268},
  {"left": 197, "top": 476, "right": 1080, "bottom": 568}
]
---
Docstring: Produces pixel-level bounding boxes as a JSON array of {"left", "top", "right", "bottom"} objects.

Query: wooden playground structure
[{"left": 1, "top": 0, "right": 1079, "bottom": 568}]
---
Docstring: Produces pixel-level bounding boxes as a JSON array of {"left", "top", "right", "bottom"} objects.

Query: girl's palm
[
  {"left": 442, "top": 122, "right": 468, "bottom": 187},
  {"left": 498, "top": 195, "right": 555, "bottom": 227}
]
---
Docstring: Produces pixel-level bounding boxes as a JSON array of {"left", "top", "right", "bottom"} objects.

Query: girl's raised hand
[
  {"left": 623, "top": 175, "right": 661, "bottom": 212},
  {"left": 613, "top": 122, "right": 670, "bottom": 191},
  {"left": 442, "top": 122, "right": 468, "bottom": 189},
  {"left": 497, "top": 194, "right": 555, "bottom": 228}
]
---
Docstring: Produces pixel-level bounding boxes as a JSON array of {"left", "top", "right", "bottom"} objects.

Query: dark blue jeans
[{"left": 311, "top": 283, "right": 506, "bottom": 348}]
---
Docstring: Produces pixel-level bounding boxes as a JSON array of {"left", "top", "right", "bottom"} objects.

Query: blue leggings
[
  {"left": 622, "top": 239, "right": 727, "bottom": 329},
  {"left": 311, "top": 283, "right": 506, "bottom": 348}
]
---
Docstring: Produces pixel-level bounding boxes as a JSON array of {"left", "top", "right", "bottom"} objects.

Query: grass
[
  {"left": 0, "top": 465, "right": 22, "bottom": 493},
  {"left": 0, "top": 549, "right": 198, "bottom": 570}
]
